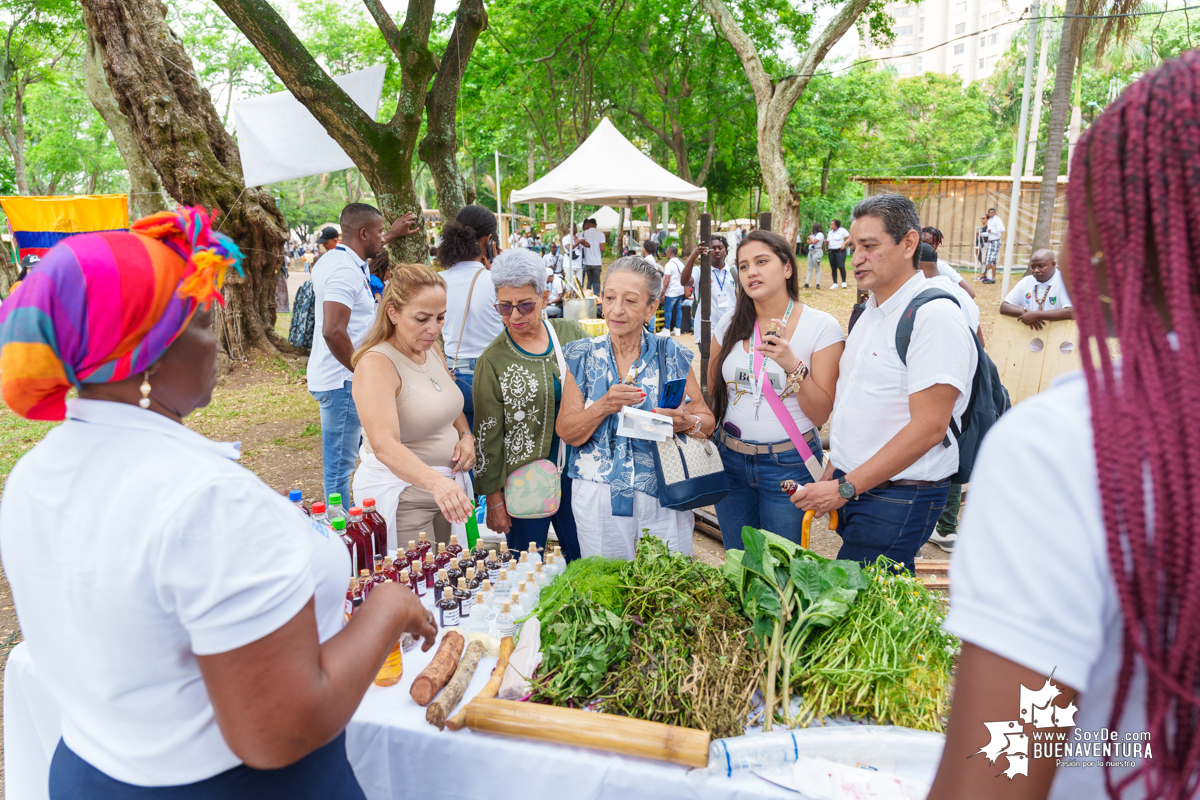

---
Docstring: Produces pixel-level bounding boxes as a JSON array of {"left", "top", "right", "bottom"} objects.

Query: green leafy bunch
[{"left": 530, "top": 590, "right": 632, "bottom": 706}]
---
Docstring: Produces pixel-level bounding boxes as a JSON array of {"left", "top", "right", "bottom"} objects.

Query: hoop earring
[{"left": 139, "top": 371, "right": 152, "bottom": 409}]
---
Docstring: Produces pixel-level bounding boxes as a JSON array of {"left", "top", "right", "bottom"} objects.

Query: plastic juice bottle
[
  {"left": 344, "top": 578, "right": 357, "bottom": 623},
  {"left": 495, "top": 601, "right": 516, "bottom": 639},
  {"left": 423, "top": 553, "right": 437, "bottom": 590},
  {"left": 408, "top": 559, "right": 426, "bottom": 598},
  {"left": 416, "top": 531, "right": 432, "bottom": 561},
  {"left": 485, "top": 550, "right": 501, "bottom": 582},
  {"left": 437, "top": 588, "right": 460, "bottom": 628},
  {"left": 332, "top": 517, "right": 356, "bottom": 578},
  {"left": 360, "top": 498, "right": 388, "bottom": 559},
  {"left": 447, "top": 533, "right": 463, "bottom": 558},
  {"left": 374, "top": 641, "right": 403, "bottom": 687},
  {"left": 359, "top": 569, "right": 373, "bottom": 600},
  {"left": 435, "top": 542, "right": 451, "bottom": 570},
  {"left": 327, "top": 493, "right": 347, "bottom": 524},
  {"left": 346, "top": 508, "right": 374, "bottom": 573},
  {"left": 311, "top": 502, "right": 329, "bottom": 527},
  {"left": 289, "top": 489, "right": 310, "bottom": 516},
  {"left": 372, "top": 556, "right": 388, "bottom": 590}
]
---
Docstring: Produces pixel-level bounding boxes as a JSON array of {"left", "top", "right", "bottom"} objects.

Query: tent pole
[
  {"left": 495, "top": 151, "right": 502, "bottom": 246},
  {"left": 700, "top": 213, "right": 712, "bottom": 398}
]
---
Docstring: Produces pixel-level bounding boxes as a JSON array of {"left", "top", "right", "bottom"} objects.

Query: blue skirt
[{"left": 49, "top": 732, "right": 366, "bottom": 800}]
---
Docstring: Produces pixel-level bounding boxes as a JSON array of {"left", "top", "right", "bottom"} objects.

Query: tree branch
[
  {"left": 695, "top": 122, "right": 717, "bottom": 185},
  {"left": 778, "top": 0, "right": 876, "bottom": 109},
  {"left": 700, "top": 0, "right": 772, "bottom": 107},
  {"left": 359, "top": 0, "right": 405, "bottom": 62}
]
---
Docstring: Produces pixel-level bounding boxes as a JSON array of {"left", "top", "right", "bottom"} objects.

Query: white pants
[{"left": 572, "top": 479, "right": 694, "bottom": 560}]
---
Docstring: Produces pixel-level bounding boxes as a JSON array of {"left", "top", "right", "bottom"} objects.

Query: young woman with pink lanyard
[{"left": 709, "top": 230, "right": 845, "bottom": 550}]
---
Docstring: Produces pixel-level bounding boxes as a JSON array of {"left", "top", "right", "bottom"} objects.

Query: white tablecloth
[{"left": 5, "top": 615, "right": 793, "bottom": 799}]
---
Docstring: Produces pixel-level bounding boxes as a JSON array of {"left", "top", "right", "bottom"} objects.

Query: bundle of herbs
[
  {"left": 724, "top": 527, "right": 865, "bottom": 731},
  {"left": 605, "top": 537, "right": 764, "bottom": 739},
  {"left": 794, "top": 559, "right": 958, "bottom": 732}
]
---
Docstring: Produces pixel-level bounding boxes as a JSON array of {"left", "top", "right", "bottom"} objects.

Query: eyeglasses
[{"left": 495, "top": 301, "right": 538, "bottom": 317}]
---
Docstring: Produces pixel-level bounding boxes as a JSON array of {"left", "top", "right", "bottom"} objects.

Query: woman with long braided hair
[{"left": 930, "top": 52, "right": 1200, "bottom": 799}]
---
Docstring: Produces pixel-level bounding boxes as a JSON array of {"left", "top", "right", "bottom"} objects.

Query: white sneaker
[
  {"left": 841, "top": 282, "right": 848, "bottom": 288},
  {"left": 672, "top": 328, "right": 681, "bottom": 337},
  {"left": 656, "top": 328, "right": 670, "bottom": 337},
  {"left": 830, "top": 284, "right": 839, "bottom": 289},
  {"left": 927, "top": 531, "right": 957, "bottom": 552}
]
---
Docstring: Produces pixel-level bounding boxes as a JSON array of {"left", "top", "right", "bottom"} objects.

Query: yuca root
[
  {"left": 426, "top": 640, "right": 486, "bottom": 730},
  {"left": 446, "top": 636, "right": 516, "bottom": 731},
  {"left": 409, "top": 630, "right": 465, "bottom": 706}
]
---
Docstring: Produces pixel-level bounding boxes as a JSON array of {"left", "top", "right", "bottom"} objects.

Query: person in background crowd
[
  {"left": 0, "top": 207, "right": 438, "bottom": 799},
  {"left": 439, "top": 205, "right": 504, "bottom": 431},
  {"left": 545, "top": 268, "right": 565, "bottom": 318},
  {"left": 680, "top": 235, "right": 739, "bottom": 335},
  {"left": 1000, "top": 248, "right": 1075, "bottom": 330},
  {"left": 556, "top": 256, "right": 716, "bottom": 559},
  {"left": 473, "top": 250, "right": 589, "bottom": 561},
  {"left": 352, "top": 263, "right": 474, "bottom": 549},
  {"left": 805, "top": 224, "right": 825, "bottom": 289},
  {"left": 660, "top": 245, "right": 686, "bottom": 337},
  {"left": 561, "top": 223, "right": 584, "bottom": 291},
  {"left": 790, "top": 194, "right": 976, "bottom": 573},
  {"left": 916, "top": 242, "right": 979, "bottom": 553},
  {"left": 826, "top": 219, "right": 850, "bottom": 289},
  {"left": 973, "top": 216, "right": 988, "bottom": 271},
  {"left": 316, "top": 227, "right": 339, "bottom": 264},
  {"left": 709, "top": 230, "right": 844, "bottom": 549},
  {"left": 981, "top": 207, "right": 1004, "bottom": 284},
  {"left": 921, "top": 226, "right": 976, "bottom": 299},
  {"left": 10, "top": 253, "right": 41, "bottom": 294},
  {"left": 308, "top": 204, "right": 418, "bottom": 507},
  {"left": 517, "top": 230, "right": 531, "bottom": 251},
  {"left": 276, "top": 256, "right": 290, "bottom": 313},
  {"left": 543, "top": 241, "right": 561, "bottom": 275},
  {"left": 930, "top": 51, "right": 1200, "bottom": 800},
  {"left": 641, "top": 238, "right": 659, "bottom": 266},
  {"left": 580, "top": 218, "right": 606, "bottom": 297},
  {"left": 368, "top": 250, "right": 389, "bottom": 303},
  {"left": 731, "top": 225, "right": 742, "bottom": 250}
]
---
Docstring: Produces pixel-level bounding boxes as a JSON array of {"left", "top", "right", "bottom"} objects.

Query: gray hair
[
  {"left": 603, "top": 255, "right": 663, "bottom": 301},
  {"left": 851, "top": 194, "right": 921, "bottom": 268},
  {"left": 491, "top": 248, "right": 547, "bottom": 292}
]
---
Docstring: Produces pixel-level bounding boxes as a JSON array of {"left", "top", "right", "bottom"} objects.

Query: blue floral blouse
[{"left": 562, "top": 330, "right": 694, "bottom": 516}]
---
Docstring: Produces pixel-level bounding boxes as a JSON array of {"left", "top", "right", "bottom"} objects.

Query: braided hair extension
[
  {"left": 1068, "top": 50, "right": 1200, "bottom": 799},
  {"left": 921, "top": 226, "right": 944, "bottom": 249}
]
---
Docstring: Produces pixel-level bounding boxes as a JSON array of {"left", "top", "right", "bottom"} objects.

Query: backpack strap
[{"left": 895, "top": 288, "right": 964, "bottom": 447}]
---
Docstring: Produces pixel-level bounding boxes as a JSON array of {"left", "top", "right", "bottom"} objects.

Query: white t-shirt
[
  {"left": 935, "top": 260, "right": 959, "bottom": 282},
  {"left": 581, "top": 227, "right": 606, "bottom": 266},
  {"left": 925, "top": 272, "right": 980, "bottom": 333},
  {"left": 543, "top": 251, "right": 560, "bottom": 273},
  {"left": 826, "top": 226, "right": 850, "bottom": 250},
  {"left": 986, "top": 215, "right": 1005, "bottom": 241},
  {"left": 1004, "top": 270, "right": 1073, "bottom": 312},
  {"left": 945, "top": 371, "right": 1152, "bottom": 800},
  {"left": 547, "top": 275, "right": 565, "bottom": 304},
  {"left": 307, "top": 244, "right": 376, "bottom": 392},
  {"left": 829, "top": 272, "right": 977, "bottom": 481},
  {"left": 441, "top": 260, "right": 504, "bottom": 361},
  {"left": 561, "top": 234, "right": 582, "bottom": 270},
  {"left": 663, "top": 257, "right": 687, "bottom": 297},
  {"left": 715, "top": 306, "right": 844, "bottom": 443},
  {"left": 0, "top": 399, "right": 348, "bottom": 786},
  {"left": 808, "top": 231, "right": 825, "bottom": 251},
  {"left": 704, "top": 265, "right": 739, "bottom": 334}
]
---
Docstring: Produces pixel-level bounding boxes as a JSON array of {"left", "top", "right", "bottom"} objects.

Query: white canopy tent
[{"left": 590, "top": 206, "right": 622, "bottom": 231}]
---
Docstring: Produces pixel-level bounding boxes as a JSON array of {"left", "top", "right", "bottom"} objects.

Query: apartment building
[{"left": 857, "top": 0, "right": 1027, "bottom": 83}]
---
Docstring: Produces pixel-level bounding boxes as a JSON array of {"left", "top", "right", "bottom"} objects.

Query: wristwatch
[{"left": 837, "top": 476, "right": 857, "bottom": 500}]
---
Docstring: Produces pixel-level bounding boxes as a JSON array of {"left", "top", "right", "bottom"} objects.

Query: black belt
[{"left": 874, "top": 478, "right": 942, "bottom": 490}]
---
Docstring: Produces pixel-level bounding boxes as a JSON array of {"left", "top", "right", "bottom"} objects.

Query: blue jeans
[
  {"left": 834, "top": 470, "right": 950, "bottom": 573},
  {"left": 506, "top": 473, "right": 581, "bottom": 563},
  {"left": 714, "top": 432, "right": 822, "bottom": 550},
  {"left": 447, "top": 356, "right": 476, "bottom": 431},
  {"left": 311, "top": 380, "right": 361, "bottom": 506},
  {"left": 663, "top": 295, "right": 683, "bottom": 331}
]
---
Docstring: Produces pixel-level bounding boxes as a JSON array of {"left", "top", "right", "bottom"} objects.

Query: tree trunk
[
  {"left": 1, "top": 82, "right": 29, "bottom": 195},
  {"left": 81, "top": 0, "right": 290, "bottom": 356},
  {"left": 83, "top": 28, "right": 169, "bottom": 219},
  {"left": 1031, "top": 0, "right": 1086, "bottom": 251}
]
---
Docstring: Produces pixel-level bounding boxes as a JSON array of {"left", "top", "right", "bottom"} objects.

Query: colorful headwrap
[{"left": 0, "top": 206, "right": 243, "bottom": 421}]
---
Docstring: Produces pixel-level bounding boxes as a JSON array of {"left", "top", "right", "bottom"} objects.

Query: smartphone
[{"left": 658, "top": 377, "right": 687, "bottom": 410}]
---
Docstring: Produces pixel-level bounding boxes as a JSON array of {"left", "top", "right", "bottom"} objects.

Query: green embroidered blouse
[{"left": 472, "top": 318, "right": 590, "bottom": 495}]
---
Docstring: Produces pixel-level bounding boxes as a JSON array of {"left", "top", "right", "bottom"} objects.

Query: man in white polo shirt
[
  {"left": 307, "top": 202, "right": 417, "bottom": 506},
  {"left": 679, "top": 234, "right": 738, "bottom": 336},
  {"left": 999, "top": 248, "right": 1074, "bottom": 330},
  {"left": 790, "top": 194, "right": 977, "bottom": 572},
  {"left": 580, "top": 218, "right": 606, "bottom": 297}
]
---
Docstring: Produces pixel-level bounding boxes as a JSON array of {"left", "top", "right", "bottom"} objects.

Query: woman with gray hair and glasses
[
  {"left": 556, "top": 256, "right": 716, "bottom": 559},
  {"left": 472, "top": 249, "right": 589, "bottom": 561}
]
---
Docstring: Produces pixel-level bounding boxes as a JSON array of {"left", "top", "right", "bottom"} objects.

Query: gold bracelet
[{"left": 785, "top": 360, "right": 809, "bottom": 395}]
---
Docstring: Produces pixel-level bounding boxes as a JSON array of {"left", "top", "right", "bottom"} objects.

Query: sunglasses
[{"left": 495, "top": 301, "right": 538, "bottom": 317}]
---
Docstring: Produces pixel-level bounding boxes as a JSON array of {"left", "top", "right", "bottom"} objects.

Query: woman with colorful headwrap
[
  {"left": 929, "top": 52, "right": 1200, "bottom": 799},
  {"left": 0, "top": 207, "right": 437, "bottom": 799}
]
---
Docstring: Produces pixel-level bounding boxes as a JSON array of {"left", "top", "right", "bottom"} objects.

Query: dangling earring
[{"left": 139, "top": 371, "right": 152, "bottom": 409}]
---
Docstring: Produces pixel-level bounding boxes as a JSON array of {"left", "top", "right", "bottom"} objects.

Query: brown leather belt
[
  {"left": 874, "top": 479, "right": 941, "bottom": 490},
  {"left": 715, "top": 428, "right": 817, "bottom": 456}
]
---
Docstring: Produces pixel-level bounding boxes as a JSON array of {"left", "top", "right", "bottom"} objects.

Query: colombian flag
[{"left": 0, "top": 195, "right": 129, "bottom": 261}]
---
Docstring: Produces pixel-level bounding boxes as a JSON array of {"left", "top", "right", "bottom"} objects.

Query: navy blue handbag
[{"left": 651, "top": 344, "right": 730, "bottom": 511}]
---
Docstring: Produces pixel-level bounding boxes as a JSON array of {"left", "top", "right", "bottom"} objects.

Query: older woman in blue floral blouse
[{"left": 556, "top": 256, "right": 716, "bottom": 559}]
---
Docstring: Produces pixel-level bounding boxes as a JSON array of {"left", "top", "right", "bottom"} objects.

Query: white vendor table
[{"left": 5, "top": 599, "right": 795, "bottom": 800}]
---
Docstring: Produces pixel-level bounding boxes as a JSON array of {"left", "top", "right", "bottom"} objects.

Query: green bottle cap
[
  {"left": 332, "top": 517, "right": 346, "bottom": 530},
  {"left": 329, "top": 493, "right": 342, "bottom": 505}
]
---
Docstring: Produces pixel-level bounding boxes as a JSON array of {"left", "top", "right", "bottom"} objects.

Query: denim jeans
[
  {"left": 446, "top": 356, "right": 476, "bottom": 431},
  {"left": 714, "top": 431, "right": 822, "bottom": 550},
  {"left": 834, "top": 469, "right": 949, "bottom": 573},
  {"left": 585, "top": 266, "right": 601, "bottom": 297},
  {"left": 662, "top": 295, "right": 683, "bottom": 331},
  {"left": 311, "top": 380, "right": 361, "bottom": 507},
  {"left": 506, "top": 473, "right": 581, "bottom": 563}
]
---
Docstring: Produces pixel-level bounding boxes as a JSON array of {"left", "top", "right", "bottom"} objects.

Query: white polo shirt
[
  {"left": 0, "top": 399, "right": 348, "bottom": 785},
  {"left": 441, "top": 260, "right": 504, "bottom": 362},
  {"left": 663, "top": 257, "right": 687, "bottom": 298},
  {"left": 307, "top": 244, "right": 376, "bottom": 392},
  {"left": 1004, "top": 270, "right": 1073, "bottom": 312},
  {"left": 581, "top": 227, "right": 606, "bottom": 266},
  {"left": 704, "top": 265, "right": 739, "bottom": 335},
  {"left": 829, "top": 271, "right": 977, "bottom": 481},
  {"left": 826, "top": 226, "right": 850, "bottom": 250},
  {"left": 561, "top": 234, "right": 582, "bottom": 272}
]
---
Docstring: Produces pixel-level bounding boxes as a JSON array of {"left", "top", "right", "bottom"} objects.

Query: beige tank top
[{"left": 361, "top": 341, "right": 464, "bottom": 468}]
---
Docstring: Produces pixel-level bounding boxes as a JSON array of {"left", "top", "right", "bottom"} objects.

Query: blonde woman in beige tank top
[{"left": 351, "top": 264, "right": 474, "bottom": 547}]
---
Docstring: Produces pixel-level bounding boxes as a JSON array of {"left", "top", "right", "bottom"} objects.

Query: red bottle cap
[
  {"left": 349, "top": 506, "right": 362, "bottom": 516},
  {"left": 312, "top": 502, "right": 326, "bottom": 513},
  {"left": 363, "top": 498, "right": 376, "bottom": 508}
]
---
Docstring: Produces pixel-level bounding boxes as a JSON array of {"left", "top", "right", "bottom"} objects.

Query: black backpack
[
  {"left": 895, "top": 288, "right": 1010, "bottom": 483},
  {"left": 289, "top": 280, "right": 316, "bottom": 350}
]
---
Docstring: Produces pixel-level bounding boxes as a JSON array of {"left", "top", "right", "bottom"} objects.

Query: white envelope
[{"left": 616, "top": 406, "right": 673, "bottom": 442}]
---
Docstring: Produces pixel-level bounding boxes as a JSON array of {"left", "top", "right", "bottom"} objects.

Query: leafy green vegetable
[
  {"left": 530, "top": 555, "right": 626, "bottom": 621},
  {"left": 530, "top": 590, "right": 631, "bottom": 705}
]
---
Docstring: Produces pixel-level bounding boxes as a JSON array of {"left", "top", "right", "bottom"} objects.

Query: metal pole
[
  {"left": 699, "top": 213, "right": 712, "bottom": 397},
  {"left": 1023, "top": 18, "right": 1052, "bottom": 177},
  {"left": 494, "top": 151, "right": 502, "bottom": 245},
  {"left": 1000, "top": 0, "right": 1039, "bottom": 299}
]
